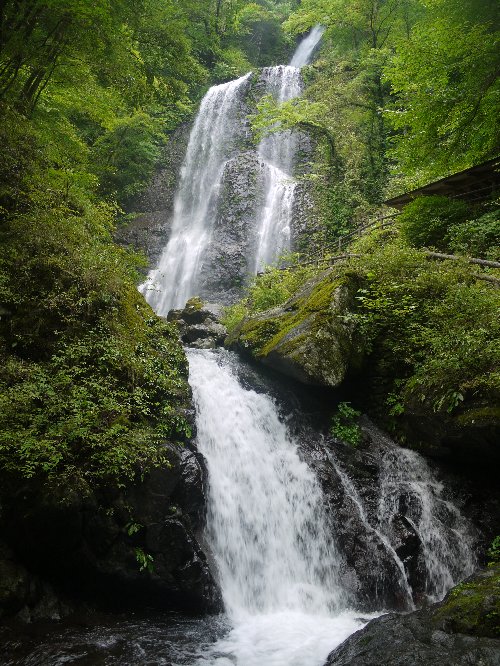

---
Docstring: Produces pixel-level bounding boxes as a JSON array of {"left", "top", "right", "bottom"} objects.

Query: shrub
[
  {"left": 330, "top": 402, "right": 362, "bottom": 447},
  {"left": 447, "top": 209, "right": 500, "bottom": 261},
  {"left": 399, "top": 195, "right": 469, "bottom": 250}
]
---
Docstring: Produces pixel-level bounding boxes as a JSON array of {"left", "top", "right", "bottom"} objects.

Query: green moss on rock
[
  {"left": 432, "top": 564, "right": 500, "bottom": 638},
  {"left": 228, "top": 269, "right": 365, "bottom": 386}
]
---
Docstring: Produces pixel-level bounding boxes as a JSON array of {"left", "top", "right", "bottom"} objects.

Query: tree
[{"left": 385, "top": 0, "right": 500, "bottom": 186}]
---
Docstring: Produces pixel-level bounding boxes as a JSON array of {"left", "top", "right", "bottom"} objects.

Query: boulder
[
  {"left": 0, "top": 441, "right": 221, "bottom": 619},
  {"left": 227, "top": 269, "right": 364, "bottom": 386},
  {"left": 324, "top": 565, "right": 500, "bottom": 666},
  {"left": 168, "top": 298, "right": 227, "bottom": 349}
]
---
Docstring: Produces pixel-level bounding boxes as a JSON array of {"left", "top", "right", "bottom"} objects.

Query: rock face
[
  {"left": 219, "top": 358, "right": 489, "bottom": 614},
  {"left": 196, "top": 152, "right": 262, "bottom": 304},
  {"left": 324, "top": 565, "right": 500, "bottom": 666},
  {"left": 168, "top": 298, "right": 228, "bottom": 350},
  {"left": 0, "top": 439, "right": 220, "bottom": 620},
  {"left": 295, "top": 417, "right": 478, "bottom": 611},
  {"left": 227, "top": 269, "right": 364, "bottom": 385}
]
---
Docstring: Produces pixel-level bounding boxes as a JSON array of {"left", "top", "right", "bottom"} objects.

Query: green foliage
[
  {"left": 250, "top": 261, "right": 317, "bottom": 311},
  {"left": 223, "top": 256, "right": 317, "bottom": 332},
  {"left": 385, "top": 0, "right": 500, "bottom": 185},
  {"left": 91, "top": 112, "right": 163, "bottom": 204},
  {"left": 447, "top": 208, "right": 500, "bottom": 261},
  {"left": 212, "top": 47, "right": 253, "bottom": 83},
  {"left": 330, "top": 401, "right": 362, "bottom": 447},
  {"left": 135, "top": 547, "right": 154, "bottom": 573},
  {"left": 348, "top": 236, "right": 500, "bottom": 421},
  {"left": 0, "top": 106, "right": 191, "bottom": 490},
  {"left": 488, "top": 537, "right": 500, "bottom": 564},
  {"left": 222, "top": 302, "right": 249, "bottom": 333},
  {"left": 398, "top": 195, "right": 470, "bottom": 250}
]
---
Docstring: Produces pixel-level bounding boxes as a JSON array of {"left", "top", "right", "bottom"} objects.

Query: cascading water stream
[
  {"left": 135, "top": 24, "right": 478, "bottom": 666},
  {"left": 140, "top": 27, "right": 325, "bottom": 311},
  {"left": 376, "top": 441, "right": 477, "bottom": 601},
  {"left": 188, "top": 349, "right": 369, "bottom": 666},
  {"left": 253, "top": 28, "right": 324, "bottom": 272}
]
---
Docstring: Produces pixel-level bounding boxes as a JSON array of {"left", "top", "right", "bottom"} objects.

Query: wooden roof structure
[{"left": 384, "top": 156, "right": 500, "bottom": 210}]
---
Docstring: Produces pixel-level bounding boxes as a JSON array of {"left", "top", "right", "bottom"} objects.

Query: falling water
[
  {"left": 188, "top": 349, "right": 369, "bottom": 666},
  {"left": 376, "top": 442, "right": 476, "bottom": 602},
  {"left": 134, "top": 23, "right": 478, "bottom": 666},
  {"left": 139, "top": 74, "right": 251, "bottom": 315},
  {"left": 328, "top": 424, "right": 476, "bottom": 608},
  {"left": 253, "top": 28, "right": 324, "bottom": 272},
  {"left": 290, "top": 25, "right": 326, "bottom": 68}
]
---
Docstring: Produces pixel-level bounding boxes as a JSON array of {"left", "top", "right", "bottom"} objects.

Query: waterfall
[
  {"left": 141, "top": 26, "right": 325, "bottom": 311},
  {"left": 139, "top": 74, "right": 251, "bottom": 315},
  {"left": 188, "top": 349, "right": 368, "bottom": 666},
  {"left": 327, "top": 425, "right": 476, "bottom": 609},
  {"left": 290, "top": 25, "right": 325, "bottom": 68},
  {"left": 253, "top": 28, "right": 324, "bottom": 272},
  {"left": 376, "top": 442, "right": 477, "bottom": 601},
  {"left": 137, "top": 23, "right": 478, "bottom": 666}
]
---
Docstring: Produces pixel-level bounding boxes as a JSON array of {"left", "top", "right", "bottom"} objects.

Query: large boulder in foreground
[
  {"left": 227, "top": 269, "right": 364, "bottom": 386},
  {"left": 325, "top": 565, "right": 500, "bottom": 666}
]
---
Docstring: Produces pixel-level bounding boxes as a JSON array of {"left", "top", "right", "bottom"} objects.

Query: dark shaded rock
[
  {"left": 397, "top": 402, "right": 500, "bottom": 469},
  {"left": 0, "top": 543, "right": 76, "bottom": 622},
  {"left": 0, "top": 440, "right": 220, "bottom": 620},
  {"left": 197, "top": 151, "right": 262, "bottom": 304},
  {"left": 114, "top": 122, "right": 192, "bottom": 269},
  {"left": 325, "top": 566, "right": 500, "bottom": 666}
]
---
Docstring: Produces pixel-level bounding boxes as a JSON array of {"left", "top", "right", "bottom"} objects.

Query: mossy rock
[
  {"left": 228, "top": 269, "right": 365, "bottom": 386},
  {"left": 432, "top": 564, "right": 500, "bottom": 638}
]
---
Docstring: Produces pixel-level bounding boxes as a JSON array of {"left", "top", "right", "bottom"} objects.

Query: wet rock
[
  {"left": 196, "top": 151, "right": 262, "bottom": 304},
  {"left": 114, "top": 122, "right": 192, "bottom": 269},
  {"left": 169, "top": 298, "right": 227, "bottom": 349},
  {"left": 227, "top": 269, "right": 364, "bottom": 386},
  {"left": 324, "top": 566, "right": 500, "bottom": 666}
]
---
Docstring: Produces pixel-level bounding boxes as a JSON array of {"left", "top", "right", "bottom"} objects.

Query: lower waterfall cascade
[{"left": 184, "top": 349, "right": 476, "bottom": 666}]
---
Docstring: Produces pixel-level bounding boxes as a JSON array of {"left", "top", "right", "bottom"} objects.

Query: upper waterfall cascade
[
  {"left": 140, "top": 27, "right": 324, "bottom": 314},
  {"left": 139, "top": 73, "right": 251, "bottom": 315}
]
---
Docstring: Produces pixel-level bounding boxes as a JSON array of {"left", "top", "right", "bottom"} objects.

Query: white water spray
[
  {"left": 290, "top": 25, "right": 325, "bottom": 68},
  {"left": 253, "top": 28, "right": 324, "bottom": 272},
  {"left": 376, "top": 443, "right": 476, "bottom": 602}
]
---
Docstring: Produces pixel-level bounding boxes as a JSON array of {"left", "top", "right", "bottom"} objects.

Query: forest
[{"left": 0, "top": 0, "right": 499, "bottom": 664}]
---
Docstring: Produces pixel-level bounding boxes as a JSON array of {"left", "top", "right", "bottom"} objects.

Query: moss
[
  {"left": 456, "top": 406, "right": 500, "bottom": 428},
  {"left": 227, "top": 268, "right": 359, "bottom": 386},
  {"left": 184, "top": 297, "right": 203, "bottom": 311},
  {"left": 432, "top": 564, "right": 500, "bottom": 638}
]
